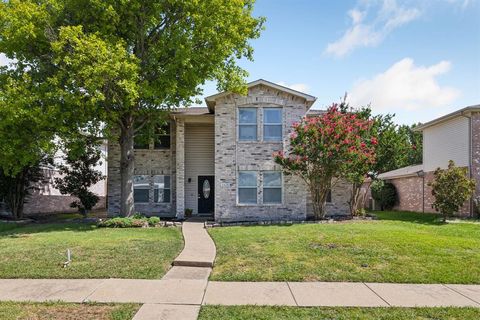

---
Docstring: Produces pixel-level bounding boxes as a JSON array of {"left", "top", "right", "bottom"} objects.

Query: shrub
[
  {"left": 131, "top": 218, "right": 148, "bottom": 227},
  {"left": 429, "top": 160, "right": 476, "bottom": 222},
  {"left": 147, "top": 216, "right": 161, "bottom": 226},
  {"left": 98, "top": 216, "right": 160, "bottom": 228},
  {"left": 371, "top": 180, "right": 397, "bottom": 210},
  {"left": 98, "top": 217, "right": 133, "bottom": 228},
  {"left": 132, "top": 212, "right": 144, "bottom": 219}
]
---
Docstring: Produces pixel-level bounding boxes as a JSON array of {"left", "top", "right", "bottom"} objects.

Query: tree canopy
[{"left": 0, "top": 0, "right": 264, "bottom": 216}]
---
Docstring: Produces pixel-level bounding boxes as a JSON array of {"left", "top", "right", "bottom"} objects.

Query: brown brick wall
[
  {"left": 23, "top": 195, "right": 106, "bottom": 215},
  {"left": 384, "top": 169, "right": 471, "bottom": 216}
]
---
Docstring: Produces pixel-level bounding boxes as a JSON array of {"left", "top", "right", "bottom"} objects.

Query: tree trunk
[
  {"left": 309, "top": 180, "right": 328, "bottom": 220},
  {"left": 8, "top": 171, "right": 26, "bottom": 220},
  {"left": 119, "top": 116, "right": 135, "bottom": 217},
  {"left": 361, "top": 181, "right": 372, "bottom": 209},
  {"left": 349, "top": 182, "right": 362, "bottom": 216}
]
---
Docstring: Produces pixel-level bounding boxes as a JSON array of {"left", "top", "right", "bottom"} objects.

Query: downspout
[
  {"left": 416, "top": 170, "right": 425, "bottom": 213},
  {"left": 422, "top": 174, "right": 425, "bottom": 213},
  {"left": 460, "top": 113, "right": 473, "bottom": 217}
]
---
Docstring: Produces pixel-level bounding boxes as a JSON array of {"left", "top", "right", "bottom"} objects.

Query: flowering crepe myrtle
[{"left": 274, "top": 104, "right": 377, "bottom": 219}]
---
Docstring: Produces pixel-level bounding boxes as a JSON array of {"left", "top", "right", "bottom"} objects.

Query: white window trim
[
  {"left": 263, "top": 108, "right": 283, "bottom": 142},
  {"left": 236, "top": 170, "right": 285, "bottom": 206},
  {"left": 237, "top": 171, "right": 258, "bottom": 205},
  {"left": 153, "top": 175, "right": 172, "bottom": 204},
  {"left": 238, "top": 107, "right": 258, "bottom": 142},
  {"left": 262, "top": 171, "right": 283, "bottom": 205}
]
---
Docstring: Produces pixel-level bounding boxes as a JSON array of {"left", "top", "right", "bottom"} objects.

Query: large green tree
[
  {"left": 0, "top": 0, "right": 264, "bottom": 216},
  {"left": 0, "top": 69, "right": 60, "bottom": 219},
  {"left": 339, "top": 101, "right": 423, "bottom": 211}
]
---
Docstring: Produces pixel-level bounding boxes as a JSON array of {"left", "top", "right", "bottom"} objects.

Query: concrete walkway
[
  {"left": 131, "top": 220, "right": 216, "bottom": 319},
  {"left": 172, "top": 221, "right": 216, "bottom": 267},
  {"left": 1, "top": 221, "right": 479, "bottom": 319}
]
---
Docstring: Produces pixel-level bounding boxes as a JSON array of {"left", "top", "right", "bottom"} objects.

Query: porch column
[{"left": 176, "top": 119, "right": 185, "bottom": 219}]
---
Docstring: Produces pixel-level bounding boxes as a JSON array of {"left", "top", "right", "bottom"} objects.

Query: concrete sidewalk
[{"left": 0, "top": 279, "right": 479, "bottom": 308}]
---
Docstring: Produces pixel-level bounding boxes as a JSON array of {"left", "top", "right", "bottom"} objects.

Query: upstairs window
[
  {"left": 133, "top": 175, "right": 150, "bottom": 203},
  {"left": 238, "top": 171, "right": 257, "bottom": 204},
  {"left": 154, "top": 123, "right": 171, "bottom": 149},
  {"left": 134, "top": 126, "right": 150, "bottom": 149},
  {"left": 238, "top": 108, "right": 257, "bottom": 141},
  {"left": 263, "top": 171, "right": 282, "bottom": 204},
  {"left": 263, "top": 108, "right": 282, "bottom": 141},
  {"left": 134, "top": 122, "right": 171, "bottom": 150}
]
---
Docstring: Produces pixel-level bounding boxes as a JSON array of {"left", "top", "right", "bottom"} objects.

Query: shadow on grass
[
  {"left": 0, "top": 221, "right": 98, "bottom": 237},
  {"left": 373, "top": 210, "right": 446, "bottom": 225}
]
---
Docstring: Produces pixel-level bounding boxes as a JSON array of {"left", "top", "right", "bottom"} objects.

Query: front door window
[
  {"left": 203, "top": 179, "right": 211, "bottom": 199},
  {"left": 198, "top": 176, "right": 215, "bottom": 215}
]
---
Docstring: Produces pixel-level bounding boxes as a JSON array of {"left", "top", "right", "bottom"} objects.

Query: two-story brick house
[
  {"left": 376, "top": 105, "right": 480, "bottom": 217},
  {"left": 107, "top": 79, "right": 351, "bottom": 221}
]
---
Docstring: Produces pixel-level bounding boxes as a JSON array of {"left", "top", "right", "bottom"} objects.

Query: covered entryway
[{"left": 184, "top": 122, "right": 215, "bottom": 217}]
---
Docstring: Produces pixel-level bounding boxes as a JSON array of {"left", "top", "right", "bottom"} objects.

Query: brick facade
[
  {"left": 107, "top": 121, "right": 177, "bottom": 217},
  {"left": 1, "top": 167, "right": 107, "bottom": 217},
  {"left": 106, "top": 81, "right": 352, "bottom": 221},
  {"left": 383, "top": 170, "right": 471, "bottom": 216},
  {"left": 214, "top": 85, "right": 307, "bottom": 222}
]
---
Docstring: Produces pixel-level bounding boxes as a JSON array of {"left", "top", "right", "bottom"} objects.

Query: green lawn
[
  {"left": 0, "top": 302, "right": 139, "bottom": 320},
  {"left": 209, "top": 211, "right": 480, "bottom": 283},
  {"left": 0, "top": 222, "right": 183, "bottom": 279},
  {"left": 199, "top": 306, "right": 480, "bottom": 320}
]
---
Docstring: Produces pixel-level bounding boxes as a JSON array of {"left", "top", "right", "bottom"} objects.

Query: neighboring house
[
  {"left": 0, "top": 143, "right": 108, "bottom": 216},
  {"left": 376, "top": 105, "right": 480, "bottom": 217},
  {"left": 107, "top": 79, "right": 351, "bottom": 221}
]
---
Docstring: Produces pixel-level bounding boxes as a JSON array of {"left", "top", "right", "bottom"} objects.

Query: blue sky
[
  {"left": 201, "top": 0, "right": 480, "bottom": 124},
  {"left": 1, "top": 0, "right": 478, "bottom": 125}
]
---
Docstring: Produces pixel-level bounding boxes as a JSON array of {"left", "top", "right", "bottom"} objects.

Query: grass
[
  {"left": 208, "top": 211, "right": 480, "bottom": 283},
  {"left": 0, "top": 221, "right": 183, "bottom": 279},
  {"left": 0, "top": 301, "right": 140, "bottom": 320},
  {"left": 199, "top": 306, "right": 480, "bottom": 320}
]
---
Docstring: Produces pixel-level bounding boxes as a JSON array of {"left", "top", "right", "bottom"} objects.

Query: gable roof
[
  {"left": 377, "top": 164, "right": 424, "bottom": 180},
  {"left": 205, "top": 79, "right": 317, "bottom": 112},
  {"left": 172, "top": 107, "right": 211, "bottom": 115},
  {"left": 413, "top": 104, "right": 480, "bottom": 132}
]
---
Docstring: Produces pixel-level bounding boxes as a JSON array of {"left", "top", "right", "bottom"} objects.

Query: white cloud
[
  {"left": 445, "top": 0, "right": 473, "bottom": 10},
  {"left": 0, "top": 53, "right": 12, "bottom": 67},
  {"left": 277, "top": 81, "right": 310, "bottom": 93},
  {"left": 325, "top": 0, "right": 421, "bottom": 57},
  {"left": 348, "top": 58, "right": 460, "bottom": 111}
]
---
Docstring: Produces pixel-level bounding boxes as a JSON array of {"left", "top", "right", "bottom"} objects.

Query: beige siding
[
  {"left": 423, "top": 116, "right": 469, "bottom": 172},
  {"left": 184, "top": 124, "right": 215, "bottom": 214}
]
